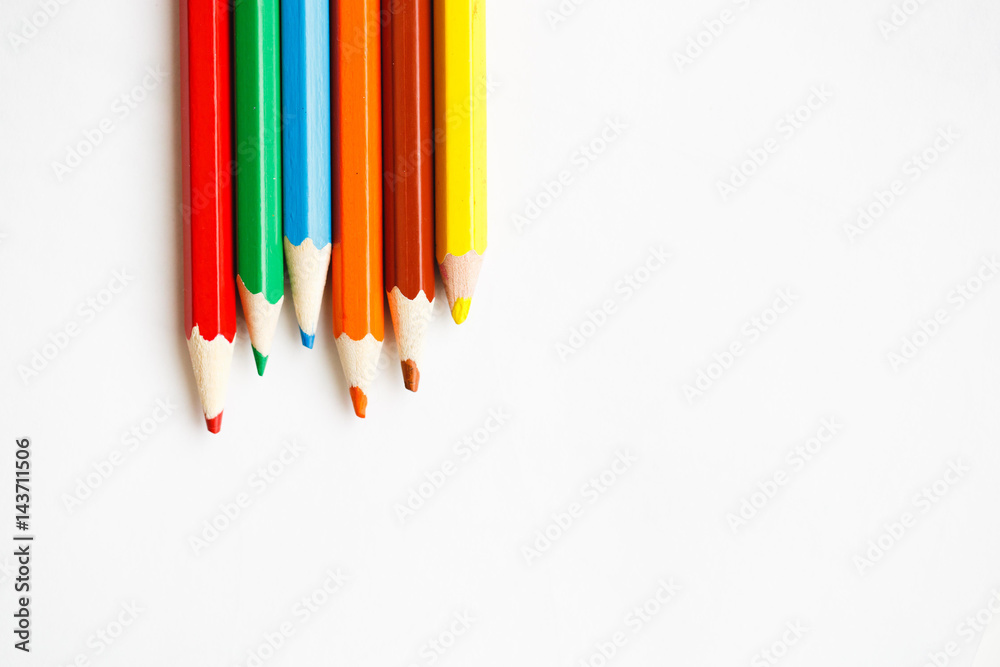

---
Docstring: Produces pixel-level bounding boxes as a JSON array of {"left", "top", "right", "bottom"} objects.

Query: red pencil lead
[{"left": 205, "top": 412, "right": 223, "bottom": 434}]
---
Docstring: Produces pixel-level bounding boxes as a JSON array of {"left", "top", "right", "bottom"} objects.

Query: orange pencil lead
[{"left": 349, "top": 386, "right": 368, "bottom": 419}]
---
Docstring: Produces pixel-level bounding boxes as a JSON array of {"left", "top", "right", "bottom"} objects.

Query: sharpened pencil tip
[
  {"left": 299, "top": 328, "right": 316, "bottom": 349},
  {"left": 451, "top": 298, "right": 471, "bottom": 324},
  {"left": 401, "top": 359, "right": 420, "bottom": 392},
  {"left": 252, "top": 348, "right": 268, "bottom": 376},
  {"left": 349, "top": 386, "right": 367, "bottom": 418},
  {"left": 206, "top": 412, "right": 223, "bottom": 434}
]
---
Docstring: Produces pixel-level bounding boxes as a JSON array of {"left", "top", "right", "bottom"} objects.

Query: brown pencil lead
[{"left": 401, "top": 359, "right": 420, "bottom": 392}]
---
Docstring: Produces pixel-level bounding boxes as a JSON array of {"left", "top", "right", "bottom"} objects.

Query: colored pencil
[
  {"left": 282, "top": 0, "right": 332, "bottom": 349},
  {"left": 332, "top": 0, "right": 384, "bottom": 418},
  {"left": 434, "top": 0, "right": 487, "bottom": 324},
  {"left": 235, "top": 0, "right": 284, "bottom": 375},
  {"left": 382, "top": 0, "right": 434, "bottom": 392},
  {"left": 180, "top": 0, "right": 236, "bottom": 434}
]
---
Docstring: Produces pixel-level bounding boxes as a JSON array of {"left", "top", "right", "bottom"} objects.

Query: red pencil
[{"left": 180, "top": 0, "right": 237, "bottom": 434}]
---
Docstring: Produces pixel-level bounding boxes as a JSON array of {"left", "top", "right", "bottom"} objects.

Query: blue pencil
[{"left": 281, "top": 0, "right": 332, "bottom": 349}]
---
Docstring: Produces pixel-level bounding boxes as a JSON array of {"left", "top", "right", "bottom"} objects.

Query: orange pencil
[{"left": 332, "top": 0, "right": 383, "bottom": 418}]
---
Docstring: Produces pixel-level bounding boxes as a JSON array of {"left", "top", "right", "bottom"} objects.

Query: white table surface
[{"left": 2, "top": 0, "right": 1000, "bottom": 664}]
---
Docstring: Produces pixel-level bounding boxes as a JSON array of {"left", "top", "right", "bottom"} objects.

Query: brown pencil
[{"left": 382, "top": 0, "right": 435, "bottom": 391}]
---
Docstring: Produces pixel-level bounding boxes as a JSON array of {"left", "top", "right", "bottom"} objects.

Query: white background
[{"left": 2, "top": 0, "right": 1000, "bottom": 665}]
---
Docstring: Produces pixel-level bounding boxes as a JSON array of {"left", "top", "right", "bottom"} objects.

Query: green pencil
[{"left": 235, "top": 0, "right": 283, "bottom": 376}]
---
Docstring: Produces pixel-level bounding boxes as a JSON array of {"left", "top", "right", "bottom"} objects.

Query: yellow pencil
[{"left": 434, "top": 0, "right": 487, "bottom": 325}]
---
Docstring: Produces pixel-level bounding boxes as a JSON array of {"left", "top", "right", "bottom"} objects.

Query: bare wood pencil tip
[
  {"left": 187, "top": 325, "right": 235, "bottom": 436},
  {"left": 439, "top": 251, "right": 483, "bottom": 325}
]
